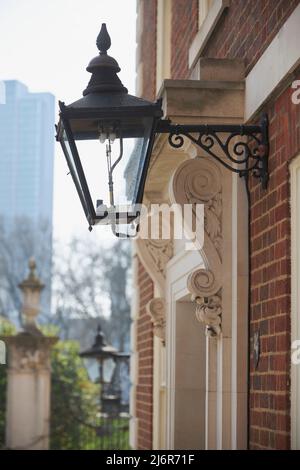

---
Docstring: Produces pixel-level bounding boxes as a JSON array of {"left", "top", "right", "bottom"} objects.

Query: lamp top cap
[
  {"left": 96, "top": 23, "right": 111, "bottom": 55},
  {"left": 95, "top": 323, "right": 106, "bottom": 345},
  {"left": 83, "top": 23, "right": 127, "bottom": 95}
]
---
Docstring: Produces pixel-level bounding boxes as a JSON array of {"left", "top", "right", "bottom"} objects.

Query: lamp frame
[{"left": 56, "top": 23, "right": 270, "bottom": 233}]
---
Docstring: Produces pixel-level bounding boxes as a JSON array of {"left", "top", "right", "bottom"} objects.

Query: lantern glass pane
[
  {"left": 74, "top": 117, "right": 153, "bottom": 212},
  {"left": 60, "top": 128, "right": 92, "bottom": 218}
]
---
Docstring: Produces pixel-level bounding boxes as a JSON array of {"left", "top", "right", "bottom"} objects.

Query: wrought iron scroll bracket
[{"left": 157, "top": 114, "right": 269, "bottom": 189}]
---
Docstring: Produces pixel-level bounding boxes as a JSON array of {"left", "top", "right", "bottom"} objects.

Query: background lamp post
[
  {"left": 56, "top": 24, "right": 269, "bottom": 235},
  {"left": 80, "top": 324, "right": 120, "bottom": 415}
]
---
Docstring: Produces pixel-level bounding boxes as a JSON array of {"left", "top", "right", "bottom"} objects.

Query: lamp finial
[
  {"left": 96, "top": 23, "right": 111, "bottom": 55},
  {"left": 83, "top": 23, "right": 127, "bottom": 95}
]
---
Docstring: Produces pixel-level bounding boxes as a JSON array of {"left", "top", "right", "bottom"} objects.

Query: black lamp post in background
[
  {"left": 80, "top": 324, "right": 119, "bottom": 411},
  {"left": 80, "top": 324, "right": 130, "bottom": 448}
]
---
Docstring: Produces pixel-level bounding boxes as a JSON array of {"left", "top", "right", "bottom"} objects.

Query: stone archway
[{"left": 169, "top": 151, "right": 248, "bottom": 449}]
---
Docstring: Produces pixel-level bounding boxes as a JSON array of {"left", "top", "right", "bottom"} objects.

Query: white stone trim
[
  {"left": 245, "top": 3, "right": 300, "bottom": 120},
  {"left": 231, "top": 172, "right": 238, "bottom": 449},
  {"left": 198, "top": 0, "right": 214, "bottom": 29},
  {"left": 165, "top": 249, "right": 205, "bottom": 449},
  {"left": 189, "top": 0, "right": 230, "bottom": 70},
  {"left": 290, "top": 154, "right": 300, "bottom": 450},
  {"left": 156, "top": 0, "right": 171, "bottom": 95},
  {"left": 152, "top": 336, "right": 166, "bottom": 449},
  {"left": 153, "top": 335, "right": 161, "bottom": 449},
  {"left": 129, "top": 252, "right": 139, "bottom": 450}
]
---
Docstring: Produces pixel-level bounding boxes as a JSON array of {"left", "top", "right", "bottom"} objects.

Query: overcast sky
[{"left": 0, "top": 0, "right": 136, "bottom": 244}]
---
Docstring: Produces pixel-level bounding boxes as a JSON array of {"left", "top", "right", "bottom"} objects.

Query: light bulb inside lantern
[
  {"left": 109, "top": 132, "right": 116, "bottom": 143},
  {"left": 99, "top": 132, "right": 107, "bottom": 144}
]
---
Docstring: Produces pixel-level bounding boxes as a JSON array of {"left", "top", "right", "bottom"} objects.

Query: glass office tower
[{"left": 0, "top": 80, "right": 55, "bottom": 320}]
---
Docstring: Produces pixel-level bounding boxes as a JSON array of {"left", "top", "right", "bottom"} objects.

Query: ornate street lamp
[
  {"left": 56, "top": 24, "right": 162, "bottom": 232},
  {"left": 80, "top": 324, "right": 121, "bottom": 414},
  {"left": 56, "top": 24, "right": 269, "bottom": 234}
]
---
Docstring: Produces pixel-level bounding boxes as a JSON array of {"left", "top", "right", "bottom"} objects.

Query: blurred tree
[
  {"left": 52, "top": 238, "right": 131, "bottom": 351},
  {"left": 101, "top": 241, "right": 131, "bottom": 351},
  {"left": 49, "top": 337, "right": 99, "bottom": 450},
  {"left": 0, "top": 216, "right": 131, "bottom": 350},
  {"left": 0, "top": 216, "right": 52, "bottom": 325}
]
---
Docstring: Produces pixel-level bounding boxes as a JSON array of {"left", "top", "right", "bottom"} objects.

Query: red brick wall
[
  {"left": 136, "top": 0, "right": 300, "bottom": 450},
  {"left": 136, "top": 259, "right": 154, "bottom": 450},
  {"left": 139, "top": 0, "right": 157, "bottom": 101},
  {"left": 203, "top": 0, "right": 300, "bottom": 75},
  {"left": 167, "top": 0, "right": 300, "bottom": 450},
  {"left": 139, "top": 0, "right": 300, "bottom": 94},
  {"left": 193, "top": 0, "right": 300, "bottom": 450},
  {"left": 248, "top": 70, "right": 300, "bottom": 449},
  {"left": 171, "top": 0, "right": 198, "bottom": 79}
]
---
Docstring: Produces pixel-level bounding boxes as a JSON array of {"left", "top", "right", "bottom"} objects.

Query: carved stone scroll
[
  {"left": 171, "top": 157, "right": 223, "bottom": 336},
  {"left": 146, "top": 298, "right": 166, "bottom": 345},
  {"left": 136, "top": 238, "right": 173, "bottom": 297},
  {"left": 187, "top": 268, "right": 222, "bottom": 337}
]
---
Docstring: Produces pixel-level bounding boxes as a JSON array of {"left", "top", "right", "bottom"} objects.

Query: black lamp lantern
[
  {"left": 57, "top": 23, "right": 269, "bottom": 235},
  {"left": 56, "top": 24, "right": 162, "bottom": 232},
  {"left": 80, "top": 324, "right": 118, "bottom": 406}
]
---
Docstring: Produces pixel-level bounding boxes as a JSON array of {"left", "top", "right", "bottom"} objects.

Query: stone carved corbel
[
  {"left": 135, "top": 206, "right": 173, "bottom": 348},
  {"left": 187, "top": 269, "right": 222, "bottom": 337},
  {"left": 171, "top": 158, "right": 223, "bottom": 336},
  {"left": 146, "top": 298, "right": 166, "bottom": 345},
  {"left": 135, "top": 237, "right": 173, "bottom": 297},
  {"left": 195, "top": 295, "right": 222, "bottom": 336},
  {"left": 187, "top": 267, "right": 222, "bottom": 337}
]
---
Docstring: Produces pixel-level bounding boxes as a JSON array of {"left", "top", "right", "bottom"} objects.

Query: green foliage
[
  {"left": 0, "top": 316, "right": 16, "bottom": 335},
  {"left": 0, "top": 365, "right": 6, "bottom": 447},
  {"left": 0, "top": 320, "right": 129, "bottom": 450},
  {"left": 0, "top": 317, "right": 15, "bottom": 447},
  {"left": 50, "top": 339, "right": 99, "bottom": 450},
  {"left": 50, "top": 336, "right": 130, "bottom": 450},
  {"left": 40, "top": 324, "right": 59, "bottom": 337}
]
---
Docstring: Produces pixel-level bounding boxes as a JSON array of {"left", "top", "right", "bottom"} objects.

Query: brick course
[
  {"left": 139, "top": 0, "right": 157, "bottom": 101},
  {"left": 136, "top": 260, "right": 154, "bottom": 450},
  {"left": 248, "top": 73, "right": 300, "bottom": 449},
  {"left": 169, "top": 0, "right": 300, "bottom": 450},
  {"left": 171, "top": 0, "right": 198, "bottom": 79},
  {"left": 203, "top": 0, "right": 300, "bottom": 75}
]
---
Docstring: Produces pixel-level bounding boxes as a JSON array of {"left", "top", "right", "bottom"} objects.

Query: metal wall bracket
[{"left": 157, "top": 114, "right": 269, "bottom": 189}]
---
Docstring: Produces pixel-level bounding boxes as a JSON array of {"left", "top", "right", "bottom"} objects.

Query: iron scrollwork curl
[
  {"left": 168, "top": 131, "right": 184, "bottom": 149},
  {"left": 163, "top": 114, "right": 269, "bottom": 189}
]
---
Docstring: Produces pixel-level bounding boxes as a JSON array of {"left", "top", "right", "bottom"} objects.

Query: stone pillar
[{"left": 2, "top": 259, "right": 56, "bottom": 450}]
